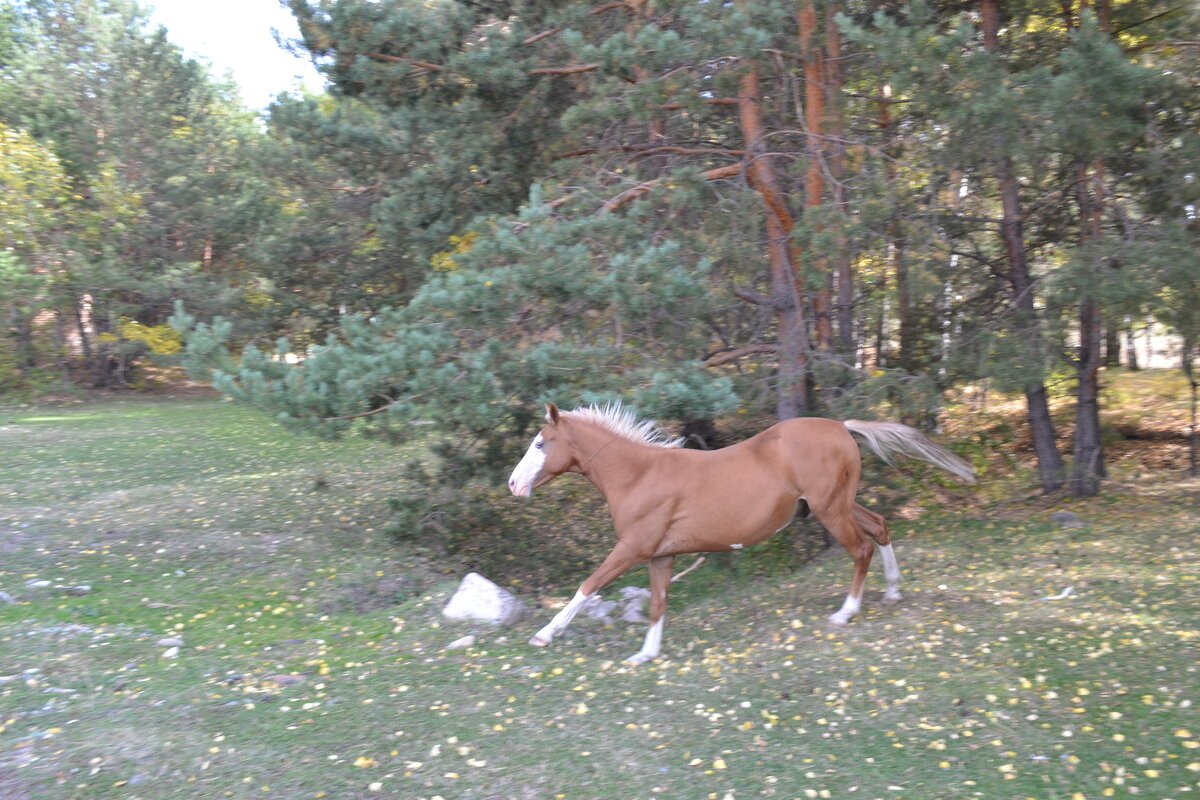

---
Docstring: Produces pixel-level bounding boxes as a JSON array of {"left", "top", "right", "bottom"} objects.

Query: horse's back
[{"left": 739, "top": 417, "right": 861, "bottom": 500}]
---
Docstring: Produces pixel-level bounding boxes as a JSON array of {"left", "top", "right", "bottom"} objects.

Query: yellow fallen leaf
[
  {"left": 713, "top": 758, "right": 727, "bottom": 770},
  {"left": 353, "top": 757, "right": 377, "bottom": 768}
]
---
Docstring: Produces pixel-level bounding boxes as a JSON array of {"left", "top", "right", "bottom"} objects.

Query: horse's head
[{"left": 508, "top": 403, "right": 577, "bottom": 497}]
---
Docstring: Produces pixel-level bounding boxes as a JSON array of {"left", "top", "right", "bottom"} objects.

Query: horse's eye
[{"left": 535, "top": 441, "right": 543, "bottom": 450}]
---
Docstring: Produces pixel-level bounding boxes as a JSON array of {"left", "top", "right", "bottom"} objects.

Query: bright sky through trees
[{"left": 147, "top": 0, "right": 324, "bottom": 109}]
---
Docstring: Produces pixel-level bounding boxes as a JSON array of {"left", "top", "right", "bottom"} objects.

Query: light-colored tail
[{"left": 843, "top": 420, "right": 976, "bottom": 483}]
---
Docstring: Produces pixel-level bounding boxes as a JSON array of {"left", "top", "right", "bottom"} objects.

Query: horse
[{"left": 507, "top": 403, "right": 976, "bottom": 664}]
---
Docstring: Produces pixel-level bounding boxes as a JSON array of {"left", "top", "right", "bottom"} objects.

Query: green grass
[{"left": 0, "top": 397, "right": 1197, "bottom": 800}]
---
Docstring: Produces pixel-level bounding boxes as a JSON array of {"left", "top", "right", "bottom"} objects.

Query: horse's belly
[{"left": 659, "top": 492, "right": 799, "bottom": 555}]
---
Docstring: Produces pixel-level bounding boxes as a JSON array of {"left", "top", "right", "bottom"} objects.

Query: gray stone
[
  {"left": 155, "top": 637, "right": 186, "bottom": 647},
  {"left": 581, "top": 596, "right": 619, "bottom": 625},
  {"left": 264, "top": 674, "right": 306, "bottom": 686},
  {"left": 444, "top": 635, "right": 477, "bottom": 650},
  {"left": 0, "top": 591, "right": 15, "bottom": 604},
  {"left": 618, "top": 586, "right": 651, "bottom": 624},
  {"left": 441, "top": 573, "right": 526, "bottom": 627},
  {"left": 1050, "top": 511, "right": 1084, "bottom": 529}
]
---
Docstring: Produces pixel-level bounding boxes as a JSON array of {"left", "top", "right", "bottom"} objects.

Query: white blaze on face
[{"left": 508, "top": 433, "right": 546, "bottom": 497}]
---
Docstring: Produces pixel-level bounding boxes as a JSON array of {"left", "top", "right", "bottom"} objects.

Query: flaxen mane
[{"left": 563, "top": 403, "right": 683, "bottom": 449}]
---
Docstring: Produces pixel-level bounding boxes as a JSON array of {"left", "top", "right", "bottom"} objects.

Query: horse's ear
[{"left": 544, "top": 402, "right": 560, "bottom": 424}]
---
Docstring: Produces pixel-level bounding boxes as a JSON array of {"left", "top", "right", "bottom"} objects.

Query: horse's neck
[{"left": 571, "top": 425, "right": 649, "bottom": 499}]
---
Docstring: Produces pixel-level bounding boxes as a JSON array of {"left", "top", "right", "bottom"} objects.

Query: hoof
[
  {"left": 529, "top": 636, "right": 550, "bottom": 647},
  {"left": 881, "top": 593, "right": 903, "bottom": 605},
  {"left": 624, "top": 652, "right": 656, "bottom": 665},
  {"left": 827, "top": 615, "right": 851, "bottom": 627}
]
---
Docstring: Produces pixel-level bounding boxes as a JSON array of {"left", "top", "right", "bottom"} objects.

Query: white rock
[
  {"left": 155, "top": 637, "right": 185, "bottom": 647},
  {"left": 161, "top": 647, "right": 180, "bottom": 659},
  {"left": 0, "top": 591, "right": 15, "bottom": 604},
  {"left": 441, "top": 573, "right": 526, "bottom": 627},
  {"left": 445, "top": 635, "right": 477, "bottom": 650}
]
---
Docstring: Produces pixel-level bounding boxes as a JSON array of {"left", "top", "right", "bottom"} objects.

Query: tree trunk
[
  {"left": 799, "top": 2, "right": 832, "bottom": 352},
  {"left": 1123, "top": 316, "right": 1139, "bottom": 370},
  {"left": 1071, "top": 162, "right": 1107, "bottom": 496},
  {"left": 824, "top": 3, "right": 854, "bottom": 357},
  {"left": 1187, "top": 347, "right": 1197, "bottom": 477},
  {"left": 1104, "top": 320, "right": 1121, "bottom": 368},
  {"left": 1064, "top": 0, "right": 1114, "bottom": 498},
  {"left": 13, "top": 315, "right": 35, "bottom": 371},
  {"left": 738, "top": 66, "right": 810, "bottom": 419},
  {"left": 73, "top": 298, "right": 95, "bottom": 373},
  {"left": 1072, "top": 294, "right": 1105, "bottom": 494},
  {"left": 629, "top": 0, "right": 669, "bottom": 178},
  {"left": 982, "top": 0, "right": 1065, "bottom": 492},
  {"left": 878, "top": 84, "right": 919, "bottom": 377}
]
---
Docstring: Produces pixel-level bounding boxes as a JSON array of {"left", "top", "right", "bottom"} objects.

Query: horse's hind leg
[
  {"left": 854, "top": 503, "right": 901, "bottom": 603},
  {"left": 814, "top": 503, "right": 874, "bottom": 625},
  {"left": 626, "top": 555, "right": 674, "bottom": 664}
]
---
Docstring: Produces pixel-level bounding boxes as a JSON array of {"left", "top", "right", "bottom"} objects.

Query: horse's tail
[{"left": 843, "top": 420, "right": 976, "bottom": 484}]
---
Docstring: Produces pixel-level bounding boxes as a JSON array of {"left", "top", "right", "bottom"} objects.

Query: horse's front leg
[{"left": 530, "top": 541, "right": 643, "bottom": 648}]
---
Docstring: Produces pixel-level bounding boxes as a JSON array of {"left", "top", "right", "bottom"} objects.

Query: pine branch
[
  {"left": 703, "top": 344, "right": 777, "bottom": 367},
  {"left": 598, "top": 162, "right": 743, "bottom": 213},
  {"left": 321, "top": 400, "right": 403, "bottom": 422},
  {"left": 659, "top": 97, "right": 738, "bottom": 110},
  {"left": 520, "top": 2, "right": 630, "bottom": 46},
  {"left": 555, "top": 145, "right": 745, "bottom": 161},
  {"left": 730, "top": 286, "right": 773, "bottom": 307},
  {"left": 1125, "top": 40, "right": 1200, "bottom": 53},
  {"left": 529, "top": 63, "right": 601, "bottom": 76},
  {"left": 522, "top": 29, "right": 561, "bottom": 45},
  {"left": 362, "top": 52, "right": 445, "bottom": 71}
]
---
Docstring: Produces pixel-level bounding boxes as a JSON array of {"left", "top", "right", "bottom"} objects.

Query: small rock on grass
[
  {"left": 1050, "top": 511, "right": 1084, "bottom": 529},
  {"left": 264, "top": 674, "right": 306, "bottom": 686},
  {"left": 445, "top": 635, "right": 476, "bottom": 651}
]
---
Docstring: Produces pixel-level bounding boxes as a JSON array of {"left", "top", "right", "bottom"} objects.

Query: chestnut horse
[{"left": 508, "top": 403, "right": 975, "bottom": 663}]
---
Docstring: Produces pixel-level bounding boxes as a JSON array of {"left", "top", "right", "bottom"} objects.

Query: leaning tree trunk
[{"left": 738, "top": 66, "right": 810, "bottom": 419}]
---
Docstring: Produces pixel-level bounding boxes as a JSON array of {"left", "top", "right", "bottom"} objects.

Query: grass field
[{"left": 0, "top": 396, "right": 1197, "bottom": 800}]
